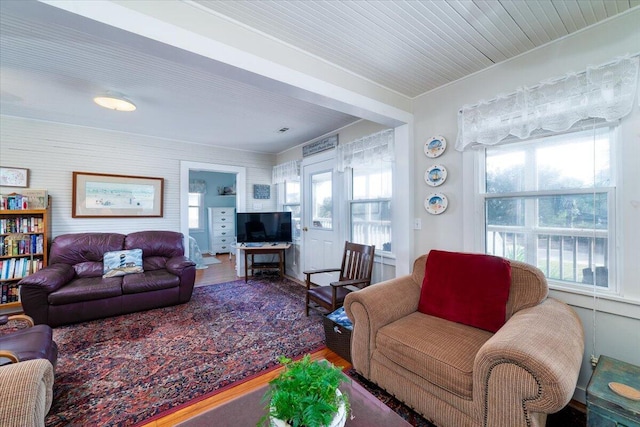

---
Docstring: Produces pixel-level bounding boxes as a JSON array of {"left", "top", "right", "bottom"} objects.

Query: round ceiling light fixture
[{"left": 93, "top": 92, "right": 136, "bottom": 112}]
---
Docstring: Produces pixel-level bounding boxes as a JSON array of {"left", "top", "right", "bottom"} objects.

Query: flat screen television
[{"left": 236, "top": 211, "right": 292, "bottom": 244}]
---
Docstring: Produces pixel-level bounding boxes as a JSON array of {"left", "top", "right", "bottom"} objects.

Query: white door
[{"left": 302, "top": 152, "right": 343, "bottom": 286}]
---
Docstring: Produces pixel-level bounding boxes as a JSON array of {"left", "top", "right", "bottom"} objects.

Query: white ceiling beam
[{"left": 39, "top": 0, "right": 412, "bottom": 128}]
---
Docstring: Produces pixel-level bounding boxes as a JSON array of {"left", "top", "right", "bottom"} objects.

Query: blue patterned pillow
[
  {"left": 326, "top": 307, "right": 353, "bottom": 330},
  {"left": 103, "top": 249, "right": 143, "bottom": 278}
]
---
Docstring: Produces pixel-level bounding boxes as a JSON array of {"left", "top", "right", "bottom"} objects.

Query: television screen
[{"left": 236, "top": 211, "right": 292, "bottom": 243}]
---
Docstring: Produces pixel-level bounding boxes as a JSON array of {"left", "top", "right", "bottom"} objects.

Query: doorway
[
  {"left": 302, "top": 150, "right": 344, "bottom": 286},
  {"left": 180, "top": 161, "right": 246, "bottom": 259}
]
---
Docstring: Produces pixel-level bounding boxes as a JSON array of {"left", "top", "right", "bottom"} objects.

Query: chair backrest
[{"left": 339, "top": 242, "right": 376, "bottom": 288}]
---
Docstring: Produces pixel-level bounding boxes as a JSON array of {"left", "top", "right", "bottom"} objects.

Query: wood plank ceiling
[{"left": 194, "top": 0, "right": 639, "bottom": 97}]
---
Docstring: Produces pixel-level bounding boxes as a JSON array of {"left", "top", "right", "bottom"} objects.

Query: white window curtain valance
[
  {"left": 272, "top": 160, "right": 300, "bottom": 184},
  {"left": 189, "top": 179, "right": 207, "bottom": 194},
  {"left": 336, "top": 129, "right": 395, "bottom": 172},
  {"left": 456, "top": 54, "right": 639, "bottom": 151}
]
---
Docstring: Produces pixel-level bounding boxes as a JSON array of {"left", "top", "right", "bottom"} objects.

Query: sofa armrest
[
  {"left": 19, "top": 264, "right": 75, "bottom": 293},
  {"left": 166, "top": 256, "right": 196, "bottom": 303},
  {"left": 344, "top": 275, "right": 421, "bottom": 376},
  {"left": 473, "top": 298, "right": 584, "bottom": 426},
  {"left": 19, "top": 264, "right": 76, "bottom": 325},
  {"left": 0, "top": 358, "right": 54, "bottom": 427},
  {"left": 166, "top": 256, "right": 196, "bottom": 276}
]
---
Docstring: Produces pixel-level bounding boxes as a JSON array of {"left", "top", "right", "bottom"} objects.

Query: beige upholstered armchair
[
  {"left": 345, "top": 251, "right": 584, "bottom": 427},
  {"left": 0, "top": 358, "right": 54, "bottom": 427}
]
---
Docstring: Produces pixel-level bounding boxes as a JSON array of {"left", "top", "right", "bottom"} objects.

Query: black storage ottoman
[{"left": 323, "top": 307, "right": 353, "bottom": 363}]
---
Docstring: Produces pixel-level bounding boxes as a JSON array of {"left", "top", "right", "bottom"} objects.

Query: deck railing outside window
[{"left": 487, "top": 228, "right": 608, "bottom": 287}]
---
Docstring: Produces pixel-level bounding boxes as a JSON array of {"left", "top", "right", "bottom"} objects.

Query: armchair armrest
[
  {"left": 304, "top": 268, "right": 343, "bottom": 289},
  {"left": 473, "top": 298, "right": 584, "bottom": 426},
  {"left": 0, "top": 359, "right": 54, "bottom": 426},
  {"left": 303, "top": 268, "right": 342, "bottom": 275},
  {"left": 166, "top": 256, "right": 196, "bottom": 276},
  {"left": 330, "top": 278, "right": 370, "bottom": 288},
  {"left": 0, "top": 314, "right": 35, "bottom": 328},
  {"left": 344, "top": 275, "right": 421, "bottom": 376},
  {"left": 0, "top": 350, "right": 20, "bottom": 364}
]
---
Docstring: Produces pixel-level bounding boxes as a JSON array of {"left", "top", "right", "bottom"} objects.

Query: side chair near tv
[
  {"left": 345, "top": 250, "right": 585, "bottom": 427},
  {"left": 305, "top": 241, "right": 375, "bottom": 316}
]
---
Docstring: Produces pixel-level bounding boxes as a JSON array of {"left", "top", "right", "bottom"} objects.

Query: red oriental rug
[{"left": 45, "top": 277, "right": 325, "bottom": 427}]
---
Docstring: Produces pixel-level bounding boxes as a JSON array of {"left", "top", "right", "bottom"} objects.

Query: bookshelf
[{"left": 0, "top": 202, "right": 51, "bottom": 314}]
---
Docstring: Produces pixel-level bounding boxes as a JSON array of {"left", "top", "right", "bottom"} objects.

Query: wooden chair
[{"left": 305, "top": 241, "right": 375, "bottom": 316}]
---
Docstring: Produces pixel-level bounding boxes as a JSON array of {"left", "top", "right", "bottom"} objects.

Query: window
[
  {"left": 481, "top": 126, "right": 615, "bottom": 291},
  {"left": 188, "top": 192, "right": 204, "bottom": 230},
  {"left": 349, "top": 162, "right": 392, "bottom": 252},
  {"left": 283, "top": 181, "right": 301, "bottom": 240}
]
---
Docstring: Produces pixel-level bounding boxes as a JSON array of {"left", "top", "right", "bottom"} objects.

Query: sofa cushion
[
  {"left": 418, "top": 250, "right": 511, "bottom": 333},
  {"left": 73, "top": 261, "right": 104, "bottom": 278},
  {"left": 124, "top": 231, "right": 184, "bottom": 258},
  {"left": 49, "top": 233, "right": 125, "bottom": 265},
  {"left": 376, "top": 312, "right": 493, "bottom": 398},
  {"left": 47, "top": 276, "right": 122, "bottom": 305},
  {"left": 121, "top": 270, "right": 180, "bottom": 294},
  {"left": 102, "top": 249, "right": 144, "bottom": 278},
  {"left": 143, "top": 256, "right": 168, "bottom": 272}
]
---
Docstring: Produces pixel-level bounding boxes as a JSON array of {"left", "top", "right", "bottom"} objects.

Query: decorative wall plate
[
  {"left": 424, "top": 165, "right": 447, "bottom": 187},
  {"left": 424, "top": 193, "right": 448, "bottom": 215},
  {"left": 424, "top": 136, "right": 447, "bottom": 158}
]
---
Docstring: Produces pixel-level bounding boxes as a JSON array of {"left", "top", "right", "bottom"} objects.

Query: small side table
[
  {"left": 238, "top": 243, "right": 291, "bottom": 282},
  {"left": 586, "top": 355, "right": 640, "bottom": 427}
]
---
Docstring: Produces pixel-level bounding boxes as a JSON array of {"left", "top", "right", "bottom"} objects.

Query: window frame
[
  {"left": 282, "top": 180, "right": 301, "bottom": 242},
  {"left": 188, "top": 192, "right": 205, "bottom": 232},
  {"left": 346, "top": 164, "right": 393, "bottom": 256},
  {"left": 475, "top": 125, "right": 619, "bottom": 296}
]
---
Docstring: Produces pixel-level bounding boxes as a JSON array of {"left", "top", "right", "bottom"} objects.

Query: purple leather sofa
[{"left": 19, "top": 231, "right": 196, "bottom": 327}]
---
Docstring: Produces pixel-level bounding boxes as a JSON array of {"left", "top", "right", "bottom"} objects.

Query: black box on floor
[{"left": 323, "top": 307, "right": 353, "bottom": 363}]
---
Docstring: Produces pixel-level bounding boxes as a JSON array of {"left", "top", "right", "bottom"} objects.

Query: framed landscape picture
[{"left": 72, "top": 172, "right": 164, "bottom": 218}]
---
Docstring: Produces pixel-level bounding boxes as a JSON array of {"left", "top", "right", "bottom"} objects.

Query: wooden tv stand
[{"left": 238, "top": 243, "right": 291, "bottom": 282}]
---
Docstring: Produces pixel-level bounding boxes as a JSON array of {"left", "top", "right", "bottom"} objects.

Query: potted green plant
[{"left": 259, "top": 354, "right": 350, "bottom": 427}]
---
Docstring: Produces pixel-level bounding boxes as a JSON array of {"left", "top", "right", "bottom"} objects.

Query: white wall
[
  {"left": 0, "top": 116, "right": 276, "bottom": 238},
  {"left": 412, "top": 9, "right": 640, "bottom": 402}
]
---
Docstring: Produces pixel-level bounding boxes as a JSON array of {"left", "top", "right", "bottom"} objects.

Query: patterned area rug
[
  {"left": 46, "top": 277, "right": 325, "bottom": 427},
  {"left": 346, "top": 369, "right": 436, "bottom": 427}
]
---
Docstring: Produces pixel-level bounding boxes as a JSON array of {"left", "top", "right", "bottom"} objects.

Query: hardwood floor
[
  {"left": 142, "top": 348, "right": 350, "bottom": 427},
  {"left": 194, "top": 253, "right": 239, "bottom": 286}
]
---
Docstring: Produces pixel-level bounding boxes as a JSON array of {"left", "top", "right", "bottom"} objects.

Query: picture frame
[
  {"left": 253, "top": 184, "right": 271, "bottom": 199},
  {"left": 0, "top": 166, "right": 29, "bottom": 188},
  {"left": 72, "top": 171, "right": 164, "bottom": 218}
]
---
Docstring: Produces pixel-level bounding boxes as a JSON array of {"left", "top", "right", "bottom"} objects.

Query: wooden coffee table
[{"left": 177, "top": 375, "right": 412, "bottom": 427}]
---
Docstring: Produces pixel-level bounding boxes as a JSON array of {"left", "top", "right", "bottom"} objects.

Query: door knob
[{"left": 302, "top": 227, "right": 308, "bottom": 232}]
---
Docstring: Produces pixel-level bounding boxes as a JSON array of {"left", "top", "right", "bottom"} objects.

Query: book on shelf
[
  {"left": 20, "top": 189, "right": 49, "bottom": 209},
  {"left": 1, "top": 282, "right": 21, "bottom": 304},
  {"left": 0, "top": 258, "right": 42, "bottom": 281},
  {"left": 1, "top": 234, "right": 41, "bottom": 256},
  {"left": 0, "top": 217, "right": 44, "bottom": 234},
  {"left": 0, "top": 189, "right": 48, "bottom": 210}
]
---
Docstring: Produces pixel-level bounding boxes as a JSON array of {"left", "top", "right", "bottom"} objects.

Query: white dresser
[{"left": 208, "top": 207, "right": 235, "bottom": 254}]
